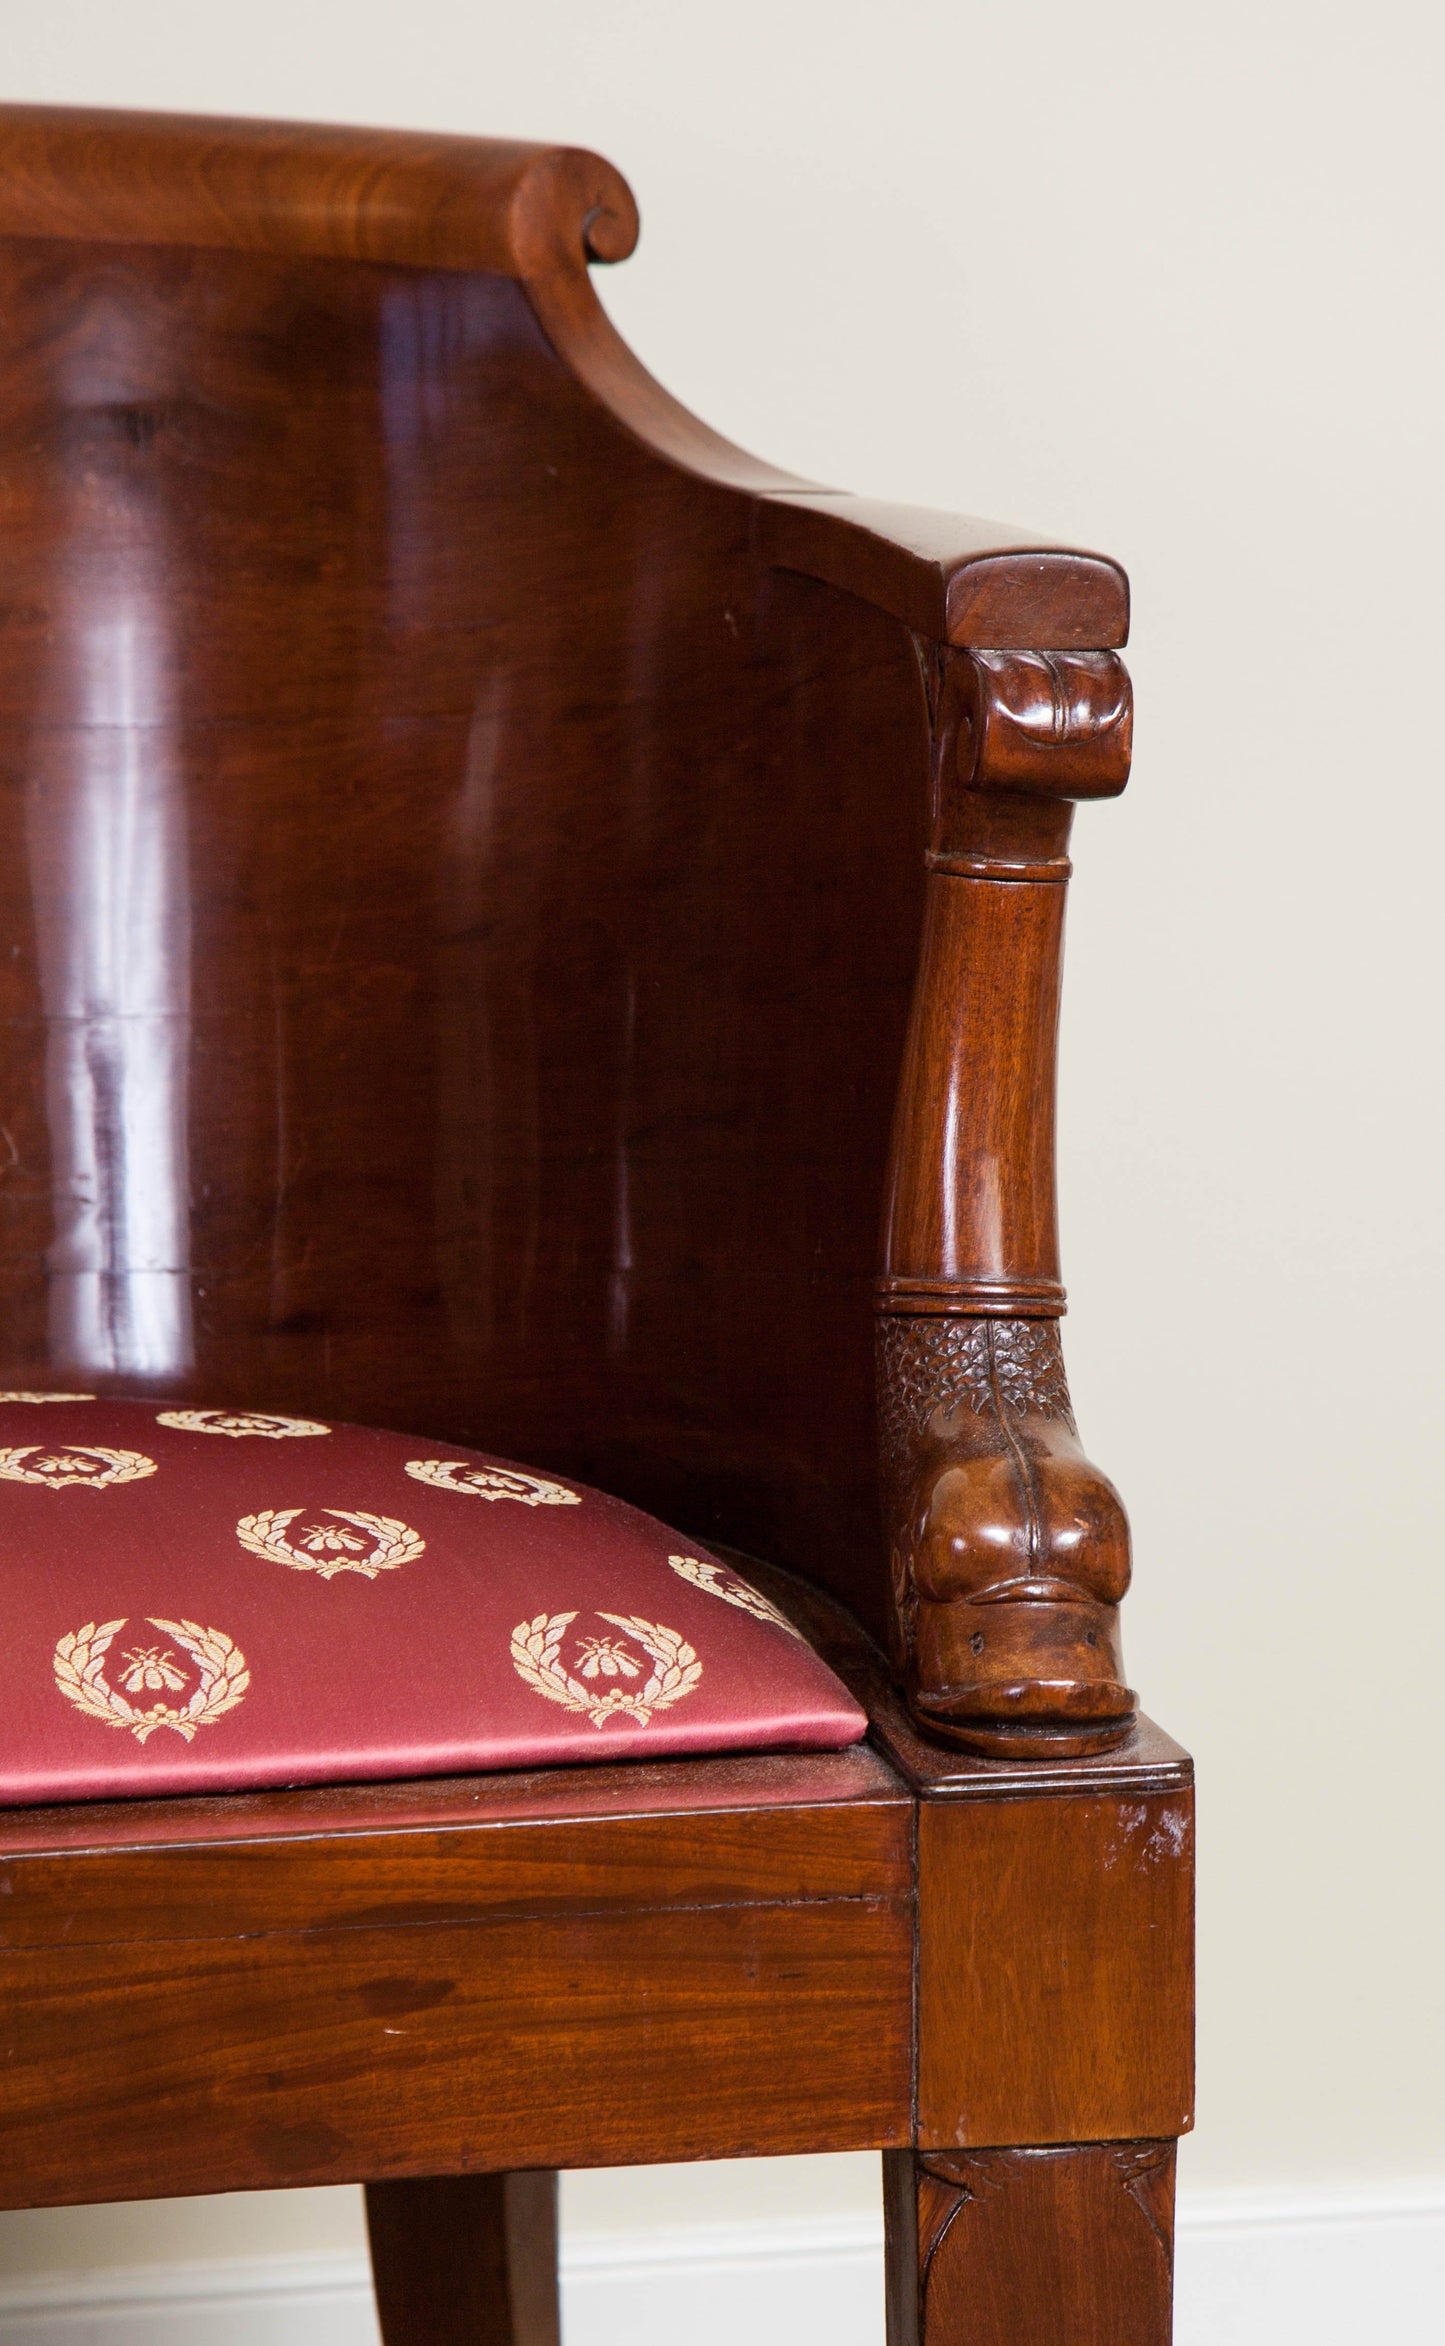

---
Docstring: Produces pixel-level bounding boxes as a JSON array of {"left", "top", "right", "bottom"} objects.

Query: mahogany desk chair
[{"left": 0, "top": 107, "right": 1194, "bottom": 2346}]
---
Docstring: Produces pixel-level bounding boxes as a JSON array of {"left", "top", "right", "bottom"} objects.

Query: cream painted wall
[{"left": 1, "top": 0, "right": 1441, "bottom": 2282}]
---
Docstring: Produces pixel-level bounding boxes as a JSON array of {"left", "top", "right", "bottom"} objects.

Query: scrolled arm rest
[{"left": 756, "top": 489, "right": 1129, "bottom": 649}]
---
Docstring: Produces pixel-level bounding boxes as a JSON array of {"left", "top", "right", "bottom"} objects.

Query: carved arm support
[{"left": 878, "top": 644, "right": 1136, "bottom": 1756}]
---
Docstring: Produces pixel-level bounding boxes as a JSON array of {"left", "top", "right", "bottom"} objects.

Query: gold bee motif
[
  {"left": 118, "top": 1644, "right": 189, "bottom": 1694},
  {"left": 667, "top": 1554, "right": 805, "bottom": 1639},
  {"left": 156, "top": 1409, "right": 330, "bottom": 1439},
  {"left": 510, "top": 1611, "right": 701, "bottom": 1727},
  {"left": 406, "top": 1460, "right": 580, "bottom": 1506},
  {"left": 235, "top": 1506, "right": 424, "bottom": 1580},
  {"left": 0, "top": 1444, "right": 156, "bottom": 1490},
  {"left": 575, "top": 1634, "right": 641, "bottom": 1680},
  {"left": 53, "top": 1617, "right": 249, "bottom": 1744}
]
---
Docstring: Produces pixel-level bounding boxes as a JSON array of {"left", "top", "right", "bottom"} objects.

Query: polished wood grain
[
  {"left": 755, "top": 1555, "right": 1194, "bottom": 2147},
  {"left": 0, "top": 223, "right": 921, "bottom": 1650},
  {"left": 0, "top": 103, "right": 1129, "bottom": 630},
  {"left": 884, "top": 2142, "right": 1176, "bottom": 2346},
  {"left": 0, "top": 105, "right": 640, "bottom": 277},
  {"left": 368, "top": 2172, "right": 561, "bottom": 2346},
  {"left": 917, "top": 1789, "right": 1194, "bottom": 2148},
  {"left": 0, "top": 1742, "right": 906, "bottom": 1942},
  {"left": 883, "top": 865, "right": 1068, "bottom": 1313},
  {"left": 758, "top": 496, "right": 1130, "bottom": 651},
  {"left": 0, "top": 1745, "right": 912, "bottom": 2207}
]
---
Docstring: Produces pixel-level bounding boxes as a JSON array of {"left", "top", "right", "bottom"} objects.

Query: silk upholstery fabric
[{"left": 0, "top": 1397, "right": 866, "bottom": 1805}]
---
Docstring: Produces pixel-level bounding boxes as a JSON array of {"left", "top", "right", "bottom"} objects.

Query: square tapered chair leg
[
  {"left": 885, "top": 2143, "right": 1176, "bottom": 2346},
  {"left": 367, "top": 2173, "right": 561, "bottom": 2346}
]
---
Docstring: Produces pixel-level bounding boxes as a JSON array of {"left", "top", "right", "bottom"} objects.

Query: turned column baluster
[{"left": 878, "top": 645, "right": 1138, "bottom": 1756}]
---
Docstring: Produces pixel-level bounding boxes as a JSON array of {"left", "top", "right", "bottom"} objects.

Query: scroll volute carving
[
  {"left": 879, "top": 644, "right": 1137, "bottom": 1759},
  {"left": 928, "top": 647, "right": 1132, "bottom": 878},
  {"left": 952, "top": 648, "right": 1132, "bottom": 799}
]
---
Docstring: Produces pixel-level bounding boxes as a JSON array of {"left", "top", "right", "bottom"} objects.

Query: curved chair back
[{"left": 0, "top": 107, "right": 936, "bottom": 1632}]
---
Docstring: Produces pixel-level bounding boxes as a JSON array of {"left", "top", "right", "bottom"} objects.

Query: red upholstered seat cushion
[{"left": 0, "top": 1396, "right": 866, "bottom": 1806}]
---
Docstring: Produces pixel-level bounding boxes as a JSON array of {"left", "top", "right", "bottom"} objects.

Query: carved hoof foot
[
  {"left": 912, "top": 1706, "right": 1137, "bottom": 1760},
  {"left": 879, "top": 1319, "right": 1137, "bottom": 1761},
  {"left": 910, "top": 1590, "right": 1136, "bottom": 1756}
]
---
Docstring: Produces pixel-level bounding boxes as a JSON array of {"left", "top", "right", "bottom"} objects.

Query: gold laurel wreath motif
[
  {"left": 0, "top": 1444, "right": 157, "bottom": 1490},
  {"left": 0, "top": 1392, "right": 95, "bottom": 1403},
  {"left": 53, "top": 1617, "right": 250, "bottom": 1744},
  {"left": 235, "top": 1506, "right": 425, "bottom": 1580},
  {"left": 510, "top": 1611, "right": 702, "bottom": 1728},
  {"left": 156, "top": 1409, "right": 330, "bottom": 1439},
  {"left": 667, "top": 1554, "right": 806, "bottom": 1639},
  {"left": 406, "top": 1460, "right": 581, "bottom": 1507}
]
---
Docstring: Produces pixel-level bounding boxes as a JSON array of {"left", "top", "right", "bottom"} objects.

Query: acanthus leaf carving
[{"left": 876, "top": 1314, "right": 1074, "bottom": 1489}]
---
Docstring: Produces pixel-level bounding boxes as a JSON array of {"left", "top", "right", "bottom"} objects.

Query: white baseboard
[
  {"left": 1173, "top": 2184, "right": 1445, "bottom": 2346},
  {"left": 0, "top": 2252, "right": 376, "bottom": 2346},
  {"left": 0, "top": 2187, "right": 1439, "bottom": 2344}
]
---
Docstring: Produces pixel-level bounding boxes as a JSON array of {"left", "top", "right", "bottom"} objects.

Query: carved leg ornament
[
  {"left": 884, "top": 2142, "right": 1176, "bottom": 2346},
  {"left": 878, "top": 1313, "right": 1131, "bottom": 1753},
  {"left": 879, "top": 647, "right": 1136, "bottom": 1755}
]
